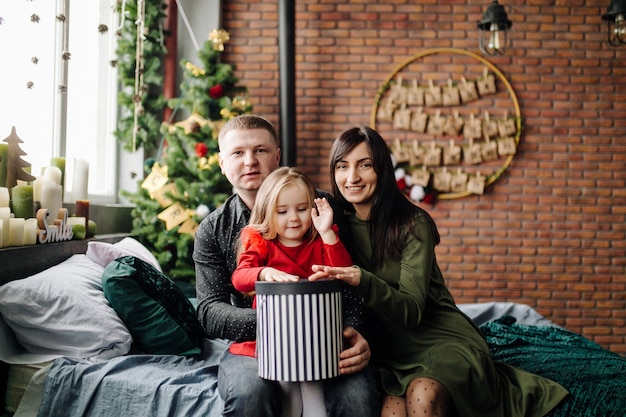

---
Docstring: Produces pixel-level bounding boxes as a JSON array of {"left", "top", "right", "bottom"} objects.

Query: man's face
[{"left": 218, "top": 128, "right": 281, "bottom": 195}]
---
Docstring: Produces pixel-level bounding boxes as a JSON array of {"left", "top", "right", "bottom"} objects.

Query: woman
[{"left": 310, "top": 126, "right": 568, "bottom": 417}]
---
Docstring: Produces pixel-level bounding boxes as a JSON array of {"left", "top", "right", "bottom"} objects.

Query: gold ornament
[
  {"left": 153, "top": 183, "right": 178, "bottom": 207},
  {"left": 209, "top": 29, "right": 230, "bottom": 51},
  {"left": 157, "top": 202, "right": 188, "bottom": 231},
  {"left": 170, "top": 112, "right": 209, "bottom": 134},
  {"left": 177, "top": 218, "right": 199, "bottom": 236},
  {"left": 141, "top": 162, "right": 169, "bottom": 196},
  {"left": 198, "top": 153, "right": 219, "bottom": 171},
  {"left": 185, "top": 61, "right": 206, "bottom": 77}
]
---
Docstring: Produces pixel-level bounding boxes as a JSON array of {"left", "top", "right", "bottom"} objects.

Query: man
[{"left": 193, "top": 114, "right": 380, "bottom": 416}]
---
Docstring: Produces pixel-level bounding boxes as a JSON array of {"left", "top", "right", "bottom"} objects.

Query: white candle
[
  {"left": 23, "top": 218, "right": 38, "bottom": 245},
  {"left": 40, "top": 178, "right": 63, "bottom": 219},
  {"left": 8, "top": 218, "right": 25, "bottom": 247},
  {"left": 44, "top": 166, "right": 63, "bottom": 185},
  {"left": 72, "top": 158, "right": 89, "bottom": 201},
  {"left": 0, "top": 187, "right": 9, "bottom": 207},
  {"left": 33, "top": 176, "right": 44, "bottom": 202},
  {"left": 0, "top": 207, "right": 10, "bottom": 248}
]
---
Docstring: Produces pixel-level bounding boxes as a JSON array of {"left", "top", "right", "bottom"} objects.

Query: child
[{"left": 230, "top": 167, "right": 353, "bottom": 417}]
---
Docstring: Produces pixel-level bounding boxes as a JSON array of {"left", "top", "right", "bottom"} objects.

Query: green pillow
[{"left": 102, "top": 256, "right": 204, "bottom": 356}]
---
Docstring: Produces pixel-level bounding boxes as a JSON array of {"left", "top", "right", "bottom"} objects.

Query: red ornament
[
  {"left": 396, "top": 177, "right": 407, "bottom": 191},
  {"left": 195, "top": 142, "right": 208, "bottom": 158},
  {"left": 209, "top": 84, "right": 224, "bottom": 99},
  {"left": 422, "top": 192, "right": 435, "bottom": 205}
]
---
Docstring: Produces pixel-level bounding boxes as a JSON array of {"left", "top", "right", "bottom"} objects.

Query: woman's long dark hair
[{"left": 329, "top": 126, "right": 440, "bottom": 265}]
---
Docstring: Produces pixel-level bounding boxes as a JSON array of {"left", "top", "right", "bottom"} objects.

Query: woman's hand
[
  {"left": 309, "top": 265, "right": 362, "bottom": 286},
  {"left": 259, "top": 267, "right": 299, "bottom": 282},
  {"left": 338, "top": 326, "right": 371, "bottom": 375}
]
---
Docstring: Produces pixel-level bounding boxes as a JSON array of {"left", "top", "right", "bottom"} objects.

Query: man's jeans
[{"left": 218, "top": 348, "right": 380, "bottom": 416}]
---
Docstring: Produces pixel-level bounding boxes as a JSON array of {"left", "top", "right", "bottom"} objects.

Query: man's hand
[{"left": 338, "top": 326, "right": 371, "bottom": 375}]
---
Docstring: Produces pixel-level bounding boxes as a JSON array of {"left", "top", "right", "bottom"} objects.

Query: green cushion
[{"left": 102, "top": 256, "right": 203, "bottom": 356}]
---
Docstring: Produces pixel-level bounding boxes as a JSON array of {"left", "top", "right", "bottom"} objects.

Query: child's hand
[
  {"left": 260, "top": 267, "right": 300, "bottom": 282},
  {"left": 311, "top": 197, "right": 334, "bottom": 236}
]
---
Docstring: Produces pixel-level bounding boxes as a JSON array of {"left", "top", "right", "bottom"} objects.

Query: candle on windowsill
[
  {"left": 40, "top": 178, "right": 63, "bottom": 220},
  {"left": 33, "top": 176, "right": 43, "bottom": 211},
  {"left": 0, "top": 207, "right": 10, "bottom": 248},
  {"left": 0, "top": 143, "right": 8, "bottom": 188},
  {"left": 23, "top": 218, "right": 37, "bottom": 245},
  {"left": 75, "top": 199, "right": 89, "bottom": 232},
  {"left": 8, "top": 218, "right": 25, "bottom": 247},
  {"left": 50, "top": 157, "right": 66, "bottom": 198},
  {"left": 0, "top": 187, "right": 9, "bottom": 207},
  {"left": 72, "top": 158, "right": 89, "bottom": 201},
  {"left": 43, "top": 166, "right": 63, "bottom": 186},
  {"left": 11, "top": 184, "right": 34, "bottom": 219}
]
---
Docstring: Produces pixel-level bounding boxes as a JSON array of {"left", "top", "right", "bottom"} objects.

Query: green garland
[{"left": 113, "top": 0, "right": 167, "bottom": 152}]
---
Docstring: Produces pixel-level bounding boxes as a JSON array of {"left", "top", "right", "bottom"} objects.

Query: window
[{"left": 0, "top": 1, "right": 119, "bottom": 203}]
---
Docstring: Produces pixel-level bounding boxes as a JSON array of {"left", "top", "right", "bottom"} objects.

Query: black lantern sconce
[
  {"left": 602, "top": 0, "right": 626, "bottom": 46},
  {"left": 477, "top": 0, "right": 512, "bottom": 55}
]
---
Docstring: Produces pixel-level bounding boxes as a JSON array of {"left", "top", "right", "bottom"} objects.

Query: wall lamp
[
  {"left": 602, "top": 0, "right": 626, "bottom": 46},
  {"left": 477, "top": 0, "right": 512, "bottom": 55}
]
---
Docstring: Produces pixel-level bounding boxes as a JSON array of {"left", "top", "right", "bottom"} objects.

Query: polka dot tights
[{"left": 381, "top": 378, "right": 452, "bottom": 417}]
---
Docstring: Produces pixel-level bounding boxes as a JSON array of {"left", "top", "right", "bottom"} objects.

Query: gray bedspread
[
  {"left": 36, "top": 339, "right": 227, "bottom": 417},
  {"left": 14, "top": 302, "right": 584, "bottom": 417}
]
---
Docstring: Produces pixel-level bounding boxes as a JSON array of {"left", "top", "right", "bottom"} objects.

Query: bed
[{"left": 1, "top": 237, "right": 625, "bottom": 417}]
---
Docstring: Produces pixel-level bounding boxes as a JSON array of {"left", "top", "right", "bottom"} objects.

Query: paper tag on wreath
[
  {"left": 423, "top": 142, "right": 442, "bottom": 166},
  {"left": 426, "top": 110, "right": 445, "bottom": 136},
  {"left": 388, "top": 76, "right": 407, "bottom": 105},
  {"left": 481, "top": 137, "right": 499, "bottom": 162},
  {"left": 459, "top": 76, "right": 479, "bottom": 103},
  {"left": 442, "top": 79, "right": 461, "bottom": 107},
  {"left": 433, "top": 168, "right": 452, "bottom": 192},
  {"left": 393, "top": 104, "right": 412, "bottom": 130},
  {"left": 497, "top": 136, "right": 517, "bottom": 156},
  {"left": 424, "top": 79, "right": 443, "bottom": 107},
  {"left": 467, "top": 172, "right": 486, "bottom": 195},
  {"left": 409, "top": 140, "right": 425, "bottom": 166},
  {"left": 443, "top": 140, "right": 462, "bottom": 166},
  {"left": 411, "top": 166, "right": 431, "bottom": 187},
  {"left": 463, "top": 139, "right": 483, "bottom": 165},
  {"left": 482, "top": 111, "right": 499, "bottom": 140},
  {"left": 443, "top": 110, "right": 464, "bottom": 136},
  {"left": 391, "top": 138, "right": 411, "bottom": 163},
  {"left": 406, "top": 79, "right": 424, "bottom": 106},
  {"left": 497, "top": 111, "right": 517, "bottom": 137},
  {"left": 450, "top": 169, "right": 469, "bottom": 193},
  {"left": 410, "top": 107, "right": 428, "bottom": 133},
  {"left": 376, "top": 97, "right": 395, "bottom": 123},
  {"left": 477, "top": 67, "right": 497, "bottom": 96},
  {"left": 463, "top": 113, "right": 482, "bottom": 141}
]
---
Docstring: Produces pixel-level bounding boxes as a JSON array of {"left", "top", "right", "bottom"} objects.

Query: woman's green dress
[{"left": 349, "top": 212, "right": 568, "bottom": 417}]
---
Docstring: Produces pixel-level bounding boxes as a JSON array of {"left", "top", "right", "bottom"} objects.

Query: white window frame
[{"left": 1, "top": 0, "right": 124, "bottom": 204}]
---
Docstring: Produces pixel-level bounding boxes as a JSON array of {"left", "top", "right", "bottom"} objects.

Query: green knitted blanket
[{"left": 481, "top": 317, "right": 626, "bottom": 417}]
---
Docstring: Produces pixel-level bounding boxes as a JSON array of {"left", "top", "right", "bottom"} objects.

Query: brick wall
[{"left": 221, "top": 0, "right": 626, "bottom": 354}]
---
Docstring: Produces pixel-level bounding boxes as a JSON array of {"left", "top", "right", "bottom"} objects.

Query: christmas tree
[{"left": 122, "top": 30, "right": 253, "bottom": 282}]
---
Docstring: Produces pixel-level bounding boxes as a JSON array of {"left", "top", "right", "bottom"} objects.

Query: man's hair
[{"left": 218, "top": 114, "right": 279, "bottom": 147}]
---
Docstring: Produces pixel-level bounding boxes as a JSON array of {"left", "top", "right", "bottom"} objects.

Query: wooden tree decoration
[{"left": 2, "top": 127, "right": 36, "bottom": 194}]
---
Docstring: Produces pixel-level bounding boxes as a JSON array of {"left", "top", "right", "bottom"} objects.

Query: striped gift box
[{"left": 255, "top": 280, "right": 343, "bottom": 382}]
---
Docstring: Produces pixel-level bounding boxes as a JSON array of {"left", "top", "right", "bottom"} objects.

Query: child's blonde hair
[{"left": 249, "top": 166, "right": 319, "bottom": 243}]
